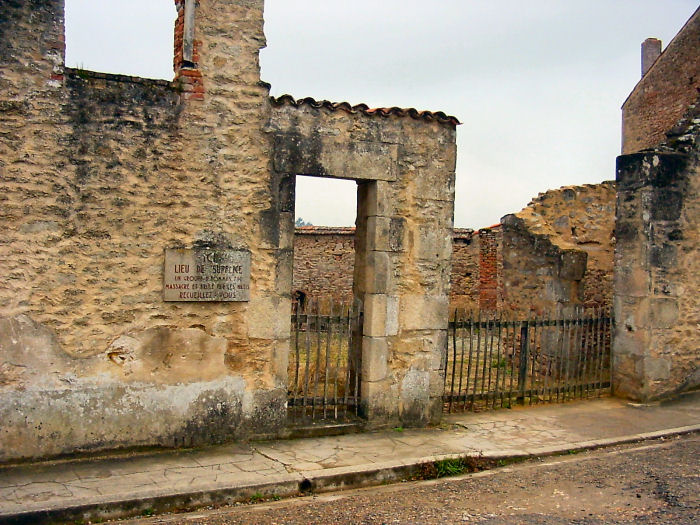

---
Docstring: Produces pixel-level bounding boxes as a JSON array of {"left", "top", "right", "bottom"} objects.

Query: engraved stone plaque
[{"left": 164, "top": 249, "right": 251, "bottom": 302}]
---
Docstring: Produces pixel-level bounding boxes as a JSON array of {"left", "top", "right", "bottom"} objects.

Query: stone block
[
  {"left": 614, "top": 265, "right": 651, "bottom": 297},
  {"left": 247, "top": 296, "right": 291, "bottom": 340},
  {"left": 650, "top": 298, "right": 679, "bottom": 328},
  {"left": 364, "top": 293, "right": 388, "bottom": 337},
  {"left": 275, "top": 249, "right": 294, "bottom": 296},
  {"left": 361, "top": 336, "right": 388, "bottom": 382},
  {"left": 644, "top": 357, "right": 671, "bottom": 381},
  {"left": 364, "top": 250, "right": 390, "bottom": 294},
  {"left": 279, "top": 212, "right": 294, "bottom": 250},
  {"left": 399, "top": 294, "right": 449, "bottom": 331},
  {"left": 367, "top": 216, "right": 391, "bottom": 251},
  {"left": 362, "top": 180, "right": 393, "bottom": 217},
  {"left": 416, "top": 226, "right": 452, "bottom": 262},
  {"left": 386, "top": 295, "right": 399, "bottom": 336},
  {"left": 559, "top": 250, "right": 587, "bottom": 280}
]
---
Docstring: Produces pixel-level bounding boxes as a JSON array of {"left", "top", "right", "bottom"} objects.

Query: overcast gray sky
[{"left": 65, "top": 0, "right": 698, "bottom": 228}]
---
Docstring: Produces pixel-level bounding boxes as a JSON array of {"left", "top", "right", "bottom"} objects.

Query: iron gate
[
  {"left": 288, "top": 299, "right": 363, "bottom": 422},
  {"left": 443, "top": 308, "right": 613, "bottom": 413}
]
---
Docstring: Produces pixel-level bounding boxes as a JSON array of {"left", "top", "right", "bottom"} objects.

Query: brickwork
[
  {"left": 621, "top": 7, "right": 700, "bottom": 154},
  {"left": 448, "top": 230, "right": 478, "bottom": 309},
  {"left": 293, "top": 227, "right": 356, "bottom": 304},
  {"left": 477, "top": 228, "right": 501, "bottom": 310}
]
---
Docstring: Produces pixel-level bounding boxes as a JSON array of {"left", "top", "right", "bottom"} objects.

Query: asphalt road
[{"left": 119, "top": 433, "right": 699, "bottom": 525}]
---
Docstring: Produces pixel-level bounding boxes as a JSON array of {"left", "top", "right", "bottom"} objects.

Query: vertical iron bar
[
  {"left": 333, "top": 303, "right": 342, "bottom": 418},
  {"left": 302, "top": 299, "right": 313, "bottom": 418},
  {"left": 323, "top": 300, "right": 333, "bottom": 419},
  {"left": 493, "top": 311, "right": 503, "bottom": 409},
  {"left": 605, "top": 308, "right": 613, "bottom": 393},
  {"left": 518, "top": 320, "right": 529, "bottom": 405},
  {"left": 581, "top": 310, "right": 593, "bottom": 399},
  {"left": 343, "top": 305, "right": 352, "bottom": 418},
  {"left": 555, "top": 315, "right": 565, "bottom": 403},
  {"left": 563, "top": 313, "right": 572, "bottom": 401},
  {"left": 464, "top": 311, "right": 474, "bottom": 411},
  {"left": 541, "top": 312, "right": 553, "bottom": 404},
  {"left": 292, "top": 301, "right": 301, "bottom": 417},
  {"left": 472, "top": 310, "right": 482, "bottom": 409},
  {"left": 508, "top": 314, "right": 517, "bottom": 408},
  {"left": 486, "top": 314, "right": 496, "bottom": 408},
  {"left": 311, "top": 302, "right": 322, "bottom": 419},
  {"left": 595, "top": 306, "right": 604, "bottom": 396},
  {"left": 480, "top": 315, "right": 489, "bottom": 402},
  {"left": 571, "top": 309, "right": 582, "bottom": 400},
  {"left": 486, "top": 315, "right": 496, "bottom": 406},
  {"left": 449, "top": 309, "right": 458, "bottom": 412},
  {"left": 529, "top": 315, "right": 539, "bottom": 405},
  {"left": 354, "top": 305, "right": 361, "bottom": 416},
  {"left": 457, "top": 310, "right": 467, "bottom": 411}
]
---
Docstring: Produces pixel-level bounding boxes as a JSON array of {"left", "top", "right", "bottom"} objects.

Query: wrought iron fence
[
  {"left": 288, "top": 299, "right": 363, "bottom": 422},
  {"left": 443, "top": 308, "right": 613, "bottom": 413}
]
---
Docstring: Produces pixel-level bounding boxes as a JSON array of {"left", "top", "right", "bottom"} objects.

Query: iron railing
[
  {"left": 443, "top": 308, "right": 613, "bottom": 413},
  {"left": 288, "top": 300, "right": 363, "bottom": 422}
]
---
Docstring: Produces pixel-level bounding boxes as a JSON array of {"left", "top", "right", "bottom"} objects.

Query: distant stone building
[
  {"left": 621, "top": 7, "right": 700, "bottom": 154},
  {"left": 293, "top": 181, "right": 617, "bottom": 315}
]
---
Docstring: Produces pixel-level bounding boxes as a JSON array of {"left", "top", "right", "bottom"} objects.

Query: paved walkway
[{"left": 1, "top": 394, "right": 698, "bottom": 524}]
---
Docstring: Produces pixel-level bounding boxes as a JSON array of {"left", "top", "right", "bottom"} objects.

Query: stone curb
[{"left": 1, "top": 424, "right": 698, "bottom": 525}]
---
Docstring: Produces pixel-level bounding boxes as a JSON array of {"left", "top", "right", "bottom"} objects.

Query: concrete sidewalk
[{"left": 1, "top": 394, "right": 698, "bottom": 524}]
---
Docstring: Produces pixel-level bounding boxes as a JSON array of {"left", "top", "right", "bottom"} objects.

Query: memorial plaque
[{"left": 164, "top": 249, "right": 251, "bottom": 302}]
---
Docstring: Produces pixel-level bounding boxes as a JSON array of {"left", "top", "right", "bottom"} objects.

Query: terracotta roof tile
[
  {"left": 295, "top": 226, "right": 475, "bottom": 238},
  {"left": 271, "top": 94, "right": 460, "bottom": 126}
]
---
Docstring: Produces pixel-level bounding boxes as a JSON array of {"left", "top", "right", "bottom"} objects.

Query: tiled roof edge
[
  {"left": 271, "top": 95, "right": 460, "bottom": 126},
  {"left": 296, "top": 226, "right": 475, "bottom": 237}
]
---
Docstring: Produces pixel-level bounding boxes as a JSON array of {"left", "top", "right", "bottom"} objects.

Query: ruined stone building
[
  {"left": 0, "top": 0, "right": 457, "bottom": 461},
  {"left": 0, "top": 0, "right": 697, "bottom": 464},
  {"left": 294, "top": 181, "right": 616, "bottom": 315},
  {"left": 613, "top": 6, "right": 700, "bottom": 401}
]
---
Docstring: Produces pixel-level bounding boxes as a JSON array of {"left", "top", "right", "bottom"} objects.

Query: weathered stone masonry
[
  {"left": 0, "top": 0, "right": 457, "bottom": 461},
  {"left": 614, "top": 104, "right": 699, "bottom": 401},
  {"left": 614, "top": 8, "right": 699, "bottom": 401},
  {"left": 293, "top": 182, "right": 616, "bottom": 315}
]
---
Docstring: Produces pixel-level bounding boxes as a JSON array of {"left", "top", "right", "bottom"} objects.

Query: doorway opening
[{"left": 287, "top": 176, "right": 364, "bottom": 423}]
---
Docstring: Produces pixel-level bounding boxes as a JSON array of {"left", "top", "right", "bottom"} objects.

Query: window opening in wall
[
  {"left": 65, "top": 0, "right": 176, "bottom": 80},
  {"left": 294, "top": 176, "right": 357, "bottom": 228}
]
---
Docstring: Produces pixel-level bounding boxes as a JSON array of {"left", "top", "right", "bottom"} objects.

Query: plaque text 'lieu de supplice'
[{"left": 164, "top": 249, "right": 251, "bottom": 302}]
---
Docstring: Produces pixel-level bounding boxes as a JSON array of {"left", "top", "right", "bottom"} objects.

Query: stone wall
[
  {"left": 614, "top": 102, "right": 700, "bottom": 401},
  {"left": 448, "top": 229, "right": 478, "bottom": 309},
  {"left": 292, "top": 228, "right": 476, "bottom": 309},
  {"left": 0, "top": 0, "right": 292, "bottom": 462},
  {"left": 0, "top": 0, "right": 457, "bottom": 460},
  {"left": 269, "top": 97, "right": 457, "bottom": 427},
  {"left": 621, "top": 7, "right": 700, "bottom": 154},
  {"left": 292, "top": 182, "right": 616, "bottom": 316},
  {"left": 293, "top": 227, "right": 356, "bottom": 304},
  {"left": 509, "top": 182, "right": 617, "bottom": 312}
]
